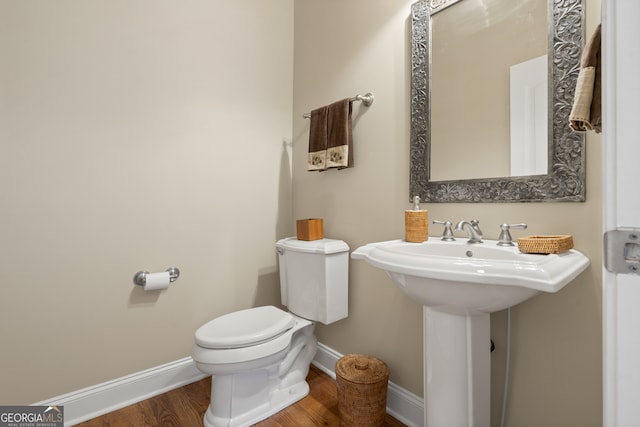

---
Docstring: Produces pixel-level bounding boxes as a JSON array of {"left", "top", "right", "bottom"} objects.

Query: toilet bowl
[
  {"left": 192, "top": 238, "right": 349, "bottom": 427},
  {"left": 193, "top": 306, "right": 317, "bottom": 427}
]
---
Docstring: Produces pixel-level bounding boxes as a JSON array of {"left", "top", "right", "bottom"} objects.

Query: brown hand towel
[
  {"left": 569, "top": 24, "right": 602, "bottom": 133},
  {"left": 325, "top": 98, "right": 353, "bottom": 169},
  {"left": 307, "top": 106, "right": 328, "bottom": 171}
]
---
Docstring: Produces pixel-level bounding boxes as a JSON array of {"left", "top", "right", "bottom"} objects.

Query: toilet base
[
  {"left": 203, "top": 378, "right": 310, "bottom": 427},
  {"left": 199, "top": 321, "right": 318, "bottom": 427}
]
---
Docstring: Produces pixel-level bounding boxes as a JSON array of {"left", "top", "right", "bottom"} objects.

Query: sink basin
[
  {"left": 352, "top": 238, "right": 590, "bottom": 427},
  {"left": 351, "top": 238, "right": 590, "bottom": 314}
]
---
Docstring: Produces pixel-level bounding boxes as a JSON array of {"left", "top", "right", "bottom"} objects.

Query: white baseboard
[
  {"left": 36, "top": 344, "right": 424, "bottom": 427},
  {"left": 312, "top": 343, "right": 425, "bottom": 427},
  {"left": 34, "top": 357, "right": 208, "bottom": 427}
]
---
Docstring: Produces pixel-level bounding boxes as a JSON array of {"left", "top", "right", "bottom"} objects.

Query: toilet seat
[{"left": 195, "top": 306, "right": 295, "bottom": 349}]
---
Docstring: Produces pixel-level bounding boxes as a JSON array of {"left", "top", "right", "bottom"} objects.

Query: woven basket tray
[{"left": 517, "top": 235, "right": 574, "bottom": 254}]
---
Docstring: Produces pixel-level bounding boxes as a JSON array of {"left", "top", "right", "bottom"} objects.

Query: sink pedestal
[{"left": 424, "top": 307, "right": 490, "bottom": 427}]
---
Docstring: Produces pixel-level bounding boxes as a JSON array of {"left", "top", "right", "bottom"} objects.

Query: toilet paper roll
[{"left": 143, "top": 271, "right": 171, "bottom": 291}]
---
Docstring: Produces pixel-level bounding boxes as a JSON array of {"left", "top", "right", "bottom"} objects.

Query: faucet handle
[
  {"left": 433, "top": 220, "right": 455, "bottom": 241},
  {"left": 470, "top": 219, "right": 483, "bottom": 235},
  {"left": 497, "top": 223, "right": 528, "bottom": 246}
]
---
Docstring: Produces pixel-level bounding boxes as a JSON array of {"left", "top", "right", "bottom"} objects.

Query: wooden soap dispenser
[{"left": 405, "top": 195, "right": 428, "bottom": 242}]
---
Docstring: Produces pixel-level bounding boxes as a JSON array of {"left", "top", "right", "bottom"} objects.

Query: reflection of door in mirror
[
  {"left": 510, "top": 54, "right": 548, "bottom": 176},
  {"left": 430, "top": 0, "right": 547, "bottom": 182}
]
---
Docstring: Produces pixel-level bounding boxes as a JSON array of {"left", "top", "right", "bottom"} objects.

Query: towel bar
[{"left": 303, "top": 93, "right": 374, "bottom": 118}]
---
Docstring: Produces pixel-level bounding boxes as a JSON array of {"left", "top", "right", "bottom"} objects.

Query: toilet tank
[{"left": 276, "top": 237, "right": 349, "bottom": 325}]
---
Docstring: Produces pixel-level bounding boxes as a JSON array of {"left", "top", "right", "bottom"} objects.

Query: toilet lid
[{"left": 195, "top": 306, "right": 295, "bottom": 349}]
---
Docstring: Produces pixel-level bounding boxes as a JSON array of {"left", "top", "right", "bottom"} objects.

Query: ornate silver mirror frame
[{"left": 410, "top": 0, "right": 585, "bottom": 202}]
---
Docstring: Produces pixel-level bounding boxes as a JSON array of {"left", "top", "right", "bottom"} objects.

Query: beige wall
[
  {"left": 0, "top": 0, "right": 293, "bottom": 404},
  {"left": 293, "top": 1, "right": 602, "bottom": 426},
  {"left": 1, "top": 0, "right": 604, "bottom": 425}
]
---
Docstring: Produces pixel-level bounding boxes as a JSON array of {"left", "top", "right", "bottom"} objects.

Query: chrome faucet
[{"left": 455, "top": 219, "right": 483, "bottom": 243}]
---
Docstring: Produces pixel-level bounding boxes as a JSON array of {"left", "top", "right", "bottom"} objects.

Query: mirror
[{"left": 410, "top": 0, "right": 585, "bottom": 202}]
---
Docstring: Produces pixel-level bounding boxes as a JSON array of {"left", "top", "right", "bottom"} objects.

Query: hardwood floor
[{"left": 75, "top": 365, "right": 407, "bottom": 426}]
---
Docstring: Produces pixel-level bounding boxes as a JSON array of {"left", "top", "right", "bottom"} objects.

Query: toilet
[{"left": 192, "top": 237, "right": 349, "bottom": 427}]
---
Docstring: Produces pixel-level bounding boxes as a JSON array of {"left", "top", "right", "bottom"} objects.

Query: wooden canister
[
  {"left": 405, "top": 210, "right": 428, "bottom": 242},
  {"left": 296, "top": 218, "right": 324, "bottom": 241}
]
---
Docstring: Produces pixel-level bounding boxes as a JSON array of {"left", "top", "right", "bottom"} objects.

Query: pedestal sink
[{"left": 352, "top": 239, "right": 589, "bottom": 427}]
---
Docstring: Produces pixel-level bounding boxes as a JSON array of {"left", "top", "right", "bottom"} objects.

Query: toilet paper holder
[{"left": 133, "top": 267, "right": 181, "bottom": 287}]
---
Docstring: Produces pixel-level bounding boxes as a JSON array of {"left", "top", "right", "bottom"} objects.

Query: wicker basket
[
  {"left": 336, "top": 354, "right": 389, "bottom": 427},
  {"left": 517, "top": 235, "right": 574, "bottom": 254}
]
